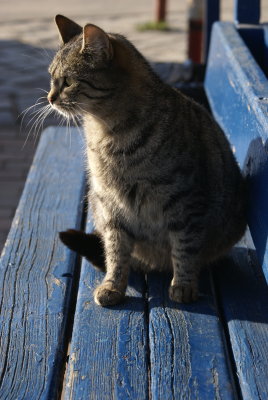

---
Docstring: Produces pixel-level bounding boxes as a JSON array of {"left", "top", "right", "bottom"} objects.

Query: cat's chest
[
  {"left": 118, "top": 183, "right": 166, "bottom": 238},
  {"left": 87, "top": 138, "right": 166, "bottom": 235},
  {"left": 92, "top": 173, "right": 165, "bottom": 233}
]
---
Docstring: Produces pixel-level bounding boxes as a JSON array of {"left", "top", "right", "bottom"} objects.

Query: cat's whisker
[
  {"left": 68, "top": 115, "right": 72, "bottom": 149},
  {"left": 69, "top": 110, "right": 84, "bottom": 142},
  {"left": 21, "top": 103, "right": 50, "bottom": 148},
  {"left": 35, "top": 88, "right": 49, "bottom": 94},
  {"left": 60, "top": 114, "right": 72, "bottom": 147},
  {"left": 32, "top": 106, "right": 54, "bottom": 146},
  {"left": 24, "top": 104, "right": 50, "bottom": 131},
  {"left": 23, "top": 108, "right": 47, "bottom": 148},
  {"left": 29, "top": 103, "right": 54, "bottom": 146},
  {"left": 19, "top": 97, "right": 48, "bottom": 120},
  {"left": 22, "top": 105, "right": 52, "bottom": 149},
  {"left": 19, "top": 102, "right": 48, "bottom": 128},
  {"left": 39, "top": 46, "right": 54, "bottom": 62},
  {"left": 19, "top": 99, "right": 48, "bottom": 130},
  {"left": 19, "top": 49, "right": 54, "bottom": 67},
  {"left": 63, "top": 112, "right": 70, "bottom": 147},
  {"left": 52, "top": 102, "right": 85, "bottom": 144}
]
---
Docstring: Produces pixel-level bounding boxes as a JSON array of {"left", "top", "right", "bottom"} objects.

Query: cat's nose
[{"left": 47, "top": 92, "right": 57, "bottom": 104}]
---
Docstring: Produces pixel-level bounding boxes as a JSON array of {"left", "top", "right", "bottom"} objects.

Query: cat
[{"left": 47, "top": 15, "right": 247, "bottom": 306}]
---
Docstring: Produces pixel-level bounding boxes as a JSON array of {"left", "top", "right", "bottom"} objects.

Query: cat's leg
[
  {"left": 168, "top": 231, "right": 202, "bottom": 303},
  {"left": 94, "top": 227, "right": 133, "bottom": 306}
]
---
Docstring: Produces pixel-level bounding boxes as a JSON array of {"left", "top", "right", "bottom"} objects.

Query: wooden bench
[{"left": 1, "top": 1, "right": 268, "bottom": 399}]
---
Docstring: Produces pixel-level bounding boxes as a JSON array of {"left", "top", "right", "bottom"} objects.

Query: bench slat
[
  {"left": 205, "top": 24, "right": 268, "bottom": 398},
  {"left": 148, "top": 271, "right": 236, "bottom": 399},
  {"left": 214, "top": 232, "right": 268, "bottom": 400},
  {"left": 204, "top": 22, "right": 268, "bottom": 284},
  {"left": 0, "top": 127, "right": 85, "bottom": 399},
  {"left": 63, "top": 218, "right": 149, "bottom": 400}
]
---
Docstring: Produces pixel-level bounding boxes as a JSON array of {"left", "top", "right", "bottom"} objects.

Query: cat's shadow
[{"left": 110, "top": 246, "right": 268, "bottom": 326}]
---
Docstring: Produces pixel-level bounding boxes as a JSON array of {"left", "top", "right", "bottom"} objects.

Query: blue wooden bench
[{"left": 1, "top": 1, "right": 268, "bottom": 398}]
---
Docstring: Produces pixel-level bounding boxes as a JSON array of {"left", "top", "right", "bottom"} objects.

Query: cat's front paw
[
  {"left": 169, "top": 281, "right": 198, "bottom": 303},
  {"left": 94, "top": 282, "right": 125, "bottom": 307}
]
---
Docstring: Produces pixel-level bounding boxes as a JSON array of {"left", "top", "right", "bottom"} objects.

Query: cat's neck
[
  {"left": 83, "top": 113, "right": 113, "bottom": 140},
  {"left": 83, "top": 80, "right": 177, "bottom": 141}
]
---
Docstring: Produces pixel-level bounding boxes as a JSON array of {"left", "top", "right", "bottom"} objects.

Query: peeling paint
[
  {"left": 48, "top": 275, "right": 66, "bottom": 299},
  {"left": 66, "top": 352, "right": 78, "bottom": 389},
  {"left": 14, "top": 217, "right": 20, "bottom": 225},
  {"left": 211, "top": 366, "right": 221, "bottom": 400},
  {"left": 52, "top": 277, "right": 62, "bottom": 287},
  {"left": 84, "top": 301, "right": 91, "bottom": 310}
]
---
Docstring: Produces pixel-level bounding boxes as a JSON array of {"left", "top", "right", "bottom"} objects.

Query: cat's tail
[{"left": 59, "top": 229, "right": 105, "bottom": 271}]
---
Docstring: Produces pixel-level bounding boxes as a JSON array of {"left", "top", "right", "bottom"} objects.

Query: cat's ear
[
  {"left": 81, "top": 24, "right": 113, "bottom": 61},
  {"left": 55, "top": 15, "right": 82, "bottom": 44}
]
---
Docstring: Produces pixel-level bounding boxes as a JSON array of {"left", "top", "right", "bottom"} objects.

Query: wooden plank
[
  {"left": 213, "top": 231, "right": 268, "bottom": 399},
  {"left": 204, "top": 22, "right": 268, "bottom": 283},
  {"left": 0, "top": 127, "right": 86, "bottom": 399},
  {"left": 63, "top": 217, "right": 149, "bottom": 400},
  {"left": 234, "top": 0, "right": 260, "bottom": 24},
  {"left": 205, "top": 22, "right": 268, "bottom": 399},
  {"left": 205, "top": 22, "right": 268, "bottom": 150},
  {"left": 148, "top": 270, "right": 236, "bottom": 399}
]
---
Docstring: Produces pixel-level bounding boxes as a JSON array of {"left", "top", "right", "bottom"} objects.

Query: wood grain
[
  {"left": 205, "top": 22, "right": 268, "bottom": 283},
  {"left": 148, "top": 270, "right": 236, "bottom": 399},
  {"left": 205, "top": 22, "right": 268, "bottom": 399},
  {"left": 63, "top": 217, "right": 149, "bottom": 400},
  {"left": 0, "top": 127, "right": 86, "bottom": 399},
  {"left": 214, "top": 231, "right": 268, "bottom": 399}
]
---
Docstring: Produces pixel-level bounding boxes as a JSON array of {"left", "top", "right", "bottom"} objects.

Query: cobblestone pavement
[{"left": 0, "top": 0, "right": 268, "bottom": 250}]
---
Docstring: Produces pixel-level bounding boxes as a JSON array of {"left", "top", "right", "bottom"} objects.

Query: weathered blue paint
[
  {"left": 234, "top": 0, "right": 260, "bottom": 24},
  {"left": 0, "top": 127, "right": 86, "bottom": 399},
  {"left": 63, "top": 217, "right": 149, "bottom": 400},
  {"left": 204, "top": 22, "right": 268, "bottom": 284},
  {"left": 213, "top": 232, "right": 268, "bottom": 399},
  {"left": 148, "top": 270, "right": 236, "bottom": 399},
  {"left": 3, "top": 12, "right": 268, "bottom": 398},
  {"left": 205, "top": 21, "right": 268, "bottom": 400}
]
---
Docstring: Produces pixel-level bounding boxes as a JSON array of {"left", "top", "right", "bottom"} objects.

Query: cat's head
[{"left": 47, "top": 15, "right": 150, "bottom": 120}]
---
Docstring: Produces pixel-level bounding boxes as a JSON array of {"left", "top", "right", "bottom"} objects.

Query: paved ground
[{"left": 0, "top": 0, "right": 268, "bottom": 251}]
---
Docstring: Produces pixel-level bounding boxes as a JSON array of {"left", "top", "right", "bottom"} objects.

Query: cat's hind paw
[
  {"left": 94, "top": 282, "right": 125, "bottom": 307},
  {"left": 169, "top": 281, "right": 198, "bottom": 303}
]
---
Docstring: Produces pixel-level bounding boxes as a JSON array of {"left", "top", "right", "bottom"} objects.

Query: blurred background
[{"left": 0, "top": 0, "right": 268, "bottom": 251}]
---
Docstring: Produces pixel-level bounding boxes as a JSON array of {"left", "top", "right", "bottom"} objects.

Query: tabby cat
[{"left": 47, "top": 15, "right": 247, "bottom": 306}]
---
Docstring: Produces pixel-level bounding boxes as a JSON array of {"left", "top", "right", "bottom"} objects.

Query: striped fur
[{"left": 49, "top": 16, "right": 247, "bottom": 306}]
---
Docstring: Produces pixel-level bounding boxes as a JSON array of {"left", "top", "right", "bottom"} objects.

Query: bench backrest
[{"left": 205, "top": 4, "right": 268, "bottom": 284}]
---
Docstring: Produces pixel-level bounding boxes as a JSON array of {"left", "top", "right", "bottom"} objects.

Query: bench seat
[{"left": 1, "top": 125, "right": 268, "bottom": 399}]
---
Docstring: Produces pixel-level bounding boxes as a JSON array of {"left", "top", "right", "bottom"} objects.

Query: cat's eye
[{"left": 64, "top": 77, "right": 73, "bottom": 87}]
